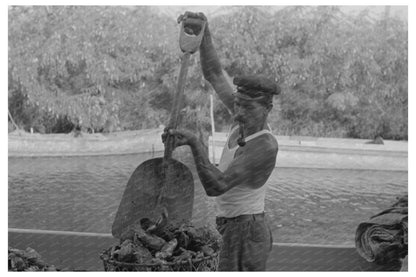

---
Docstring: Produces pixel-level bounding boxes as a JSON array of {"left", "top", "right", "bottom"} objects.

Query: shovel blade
[{"left": 112, "top": 158, "right": 194, "bottom": 239}]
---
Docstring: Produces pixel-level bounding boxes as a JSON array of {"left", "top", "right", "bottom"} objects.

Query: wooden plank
[
  {"left": 8, "top": 230, "right": 402, "bottom": 271},
  {"left": 266, "top": 244, "right": 402, "bottom": 271}
]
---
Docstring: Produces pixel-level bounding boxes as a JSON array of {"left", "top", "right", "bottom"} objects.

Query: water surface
[{"left": 8, "top": 153, "right": 407, "bottom": 245}]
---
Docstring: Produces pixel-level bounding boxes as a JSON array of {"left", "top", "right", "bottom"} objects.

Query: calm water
[{"left": 8, "top": 153, "right": 407, "bottom": 245}]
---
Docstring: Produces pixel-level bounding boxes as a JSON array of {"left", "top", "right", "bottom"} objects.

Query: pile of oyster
[
  {"left": 102, "top": 216, "right": 221, "bottom": 267},
  {"left": 8, "top": 247, "right": 58, "bottom": 271}
]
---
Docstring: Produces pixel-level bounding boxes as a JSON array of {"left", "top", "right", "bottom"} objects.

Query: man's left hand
[{"left": 161, "top": 128, "right": 197, "bottom": 148}]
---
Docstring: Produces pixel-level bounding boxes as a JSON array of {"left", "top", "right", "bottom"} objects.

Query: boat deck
[{"left": 8, "top": 228, "right": 401, "bottom": 271}]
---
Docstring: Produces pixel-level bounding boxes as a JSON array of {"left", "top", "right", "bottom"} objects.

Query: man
[{"left": 162, "top": 12, "right": 279, "bottom": 271}]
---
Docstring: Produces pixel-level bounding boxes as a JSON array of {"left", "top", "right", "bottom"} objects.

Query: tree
[
  {"left": 9, "top": 6, "right": 407, "bottom": 140},
  {"left": 209, "top": 6, "right": 407, "bottom": 139},
  {"left": 9, "top": 6, "right": 179, "bottom": 132}
]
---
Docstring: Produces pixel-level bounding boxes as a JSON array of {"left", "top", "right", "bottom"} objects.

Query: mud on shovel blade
[{"left": 111, "top": 17, "right": 206, "bottom": 239}]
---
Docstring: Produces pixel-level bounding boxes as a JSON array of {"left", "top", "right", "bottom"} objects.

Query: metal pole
[{"left": 210, "top": 94, "right": 216, "bottom": 164}]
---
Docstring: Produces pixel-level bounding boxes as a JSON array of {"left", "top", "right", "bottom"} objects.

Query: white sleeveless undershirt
[{"left": 215, "top": 125, "right": 274, "bottom": 217}]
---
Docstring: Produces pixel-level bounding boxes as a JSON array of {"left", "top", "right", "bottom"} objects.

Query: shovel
[{"left": 112, "top": 14, "right": 207, "bottom": 239}]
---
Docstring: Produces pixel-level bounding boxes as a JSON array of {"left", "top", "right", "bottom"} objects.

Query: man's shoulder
[
  {"left": 235, "top": 132, "right": 277, "bottom": 178},
  {"left": 240, "top": 133, "right": 278, "bottom": 158},
  {"left": 251, "top": 132, "right": 278, "bottom": 150}
]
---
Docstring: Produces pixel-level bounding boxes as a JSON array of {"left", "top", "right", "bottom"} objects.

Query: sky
[{"left": 156, "top": 5, "right": 407, "bottom": 21}]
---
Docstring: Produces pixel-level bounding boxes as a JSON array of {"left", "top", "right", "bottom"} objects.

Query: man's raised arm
[{"left": 199, "top": 18, "right": 235, "bottom": 113}]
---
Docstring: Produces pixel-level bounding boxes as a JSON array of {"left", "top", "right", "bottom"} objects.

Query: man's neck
[{"left": 243, "top": 120, "right": 268, "bottom": 137}]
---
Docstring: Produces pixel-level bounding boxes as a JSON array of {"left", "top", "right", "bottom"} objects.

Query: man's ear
[{"left": 262, "top": 104, "right": 272, "bottom": 118}]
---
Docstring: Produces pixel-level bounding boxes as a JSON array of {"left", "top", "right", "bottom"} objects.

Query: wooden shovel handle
[
  {"left": 178, "top": 14, "right": 206, "bottom": 54},
  {"left": 164, "top": 14, "right": 206, "bottom": 160},
  {"left": 164, "top": 52, "right": 191, "bottom": 160}
]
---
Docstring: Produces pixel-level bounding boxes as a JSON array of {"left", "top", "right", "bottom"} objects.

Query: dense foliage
[{"left": 8, "top": 6, "right": 407, "bottom": 140}]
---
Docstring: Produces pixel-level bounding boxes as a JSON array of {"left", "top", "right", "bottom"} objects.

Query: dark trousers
[{"left": 215, "top": 213, "right": 273, "bottom": 271}]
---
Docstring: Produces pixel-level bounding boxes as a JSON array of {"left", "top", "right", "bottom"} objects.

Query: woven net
[
  {"left": 100, "top": 251, "right": 219, "bottom": 271},
  {"left": 100, "top": 223, "right": 221, "bottom": 271}
]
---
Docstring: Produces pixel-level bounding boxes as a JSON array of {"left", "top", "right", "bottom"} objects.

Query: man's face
[{"left": 233, "top": 97, "right": 268, "bottom": 128}]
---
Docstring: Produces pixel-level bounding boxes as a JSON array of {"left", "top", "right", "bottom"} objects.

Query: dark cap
[{"left": 233, "top": 75, "right": 280, "bottom": 98}]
